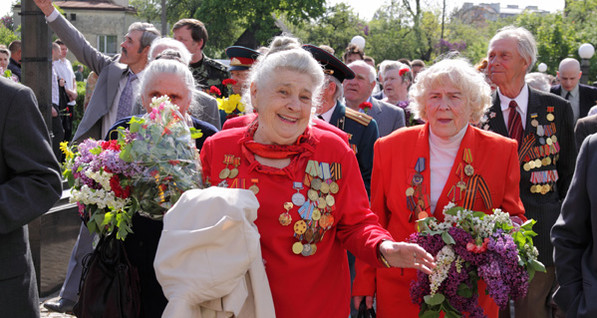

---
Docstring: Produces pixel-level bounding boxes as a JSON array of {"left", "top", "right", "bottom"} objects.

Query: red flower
[
  {"left": 466, "top": 238, "right": 489, "bottom": 254},
  {"left": 399, "top": 68, "right": 409, "bottom": 77},
  {"left": 359, "top": 102, "right": 372, "bottom": 112},
  {"left": 110, "top": 175, "right": 130, "bottom": 199},
  {"left": 222, "top": 78, "right": 237, "bottom": 86},
  {"left": 101, "top": 139, "right": 121, "bottom": 151},
  {"left": 169, "top": 160, "right": 180, "bottom": 165},
  {"left": 210, "top": 86, "right": 222, "bottom": 96}
]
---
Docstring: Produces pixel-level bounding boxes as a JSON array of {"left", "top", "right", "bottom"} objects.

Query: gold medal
[
  {"left": 544, "top": 156, "right": 552, "bottom": 165},
  {"left": 292, "top": 242, "right": 303, "bottom": 254},
  {"left": 546, "top": 138, "right": 553, "bottom": 146},
  {"left": 228, "top": 168, "right": 239, "bottom": 179},
  {"left": 284, "top": 202, "right": 294, "bottom": 210},
  {"left": 406, "top": 187, "right": 415, "bottom": 196},
  {"left": 319, "top": 213, "right": 334, "bottom": 228},
  {"left": 307, "top": 189, "right": 319, "bottom": 201},
  {"left": 279, "top": 213, "right": 292, "bottom": 226},
  {"left": 547, "top": 113, "right": 554, "bottom": 121},
  {"left": 529, "top": 160, "right": 536, "bottom": 169},
  {"left": 219, "top": 168, "right": 230, "bottom": 179},
  {"left": 326, "top": 194, "right": 335, "bottom": 207},
  {"left": 310, "top": 244, "right": 317, "bottom": 256},
  {"left": 318, "top": 197, "right": 326, "bottom": 209},
  {"left": 540, "top": 184, "right": 549, "bottom": 195},
  {"left": 329, "top": 182, "right": 339, "bottom": 194},
  {"left": 531, "top": 119, "right": 538, "bottom": 127},
  {"left": 418, "top": 211, "right": 429, "bottom": 219},
  {"left": 294, "top": 220, "right": 307, "bottom": 235},
  {"left": 552, "top": 135, "right": 558, "bottom": 143},
  {"left": 249, "top": 184, "right": 259, "bottom": 194},
  {"left": 530, "top": 185, "right": 536, "bottom": 193},
  {"left": 312, "top": 209, "right": 321, "bottom": 221},
  {"left": 311, "top": 178, "right": 322, "bottom": 191},
  {"left": 464, "top": 164, "right": 474, "bottom": 177},
  {"left": 320, "top": 182, "right": 330, "bottom": 194},
  {"left": 523, "top": 162, "right": 531, "bottom": 172},
  {"left": 534, "top": 159, "right": 542, "bottom": 168}
]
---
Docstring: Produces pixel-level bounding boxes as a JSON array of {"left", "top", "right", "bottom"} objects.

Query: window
[
  {"left": 70, "top": 13, "right": 76, "bottom": 21},
  {"left": 98, "top": 35, "right": 118, "bottom": 56}
]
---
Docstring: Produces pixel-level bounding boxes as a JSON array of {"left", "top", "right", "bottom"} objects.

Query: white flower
[{"left": 429, "top": 245, "right": 456, "bottom": 295}]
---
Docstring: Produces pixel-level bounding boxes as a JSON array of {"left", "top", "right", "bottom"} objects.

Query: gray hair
[
  {"left": 347, "top": 60, "right": 376, "bottom": 83},
  {"left": 128, "top": 22, "right": 161, "bottom": 52},
  {"left": 244, "top": 35, "right": 325, "bottom": 114},
  {"left": 149, "top": 37, "right": 191, "bottom": 64},
  {"left": 379, "top": 60, "right": 412, "bottom": 83},
  {"left": 139, "top": 58, "right": 198, "bottom": 113},
  {"left": 409, "top": 58, "right": 491, "bottom": 123},
  {"left": 488, "top": 25, "right": 537, "bottom": 73},
  {"left": 326, "top": 75, "right": 344, "bottom": 102},
  {"left": 525, "top": 72, "right": 551, "bottom": 92}
]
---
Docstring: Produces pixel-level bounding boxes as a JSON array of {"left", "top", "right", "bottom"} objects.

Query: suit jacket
[
  {"left": 353, "top": 124, "right": 524, "bottom": 318},
  {"left": 329, "top": 101, "right": 379, "bottom": 195},
  {"left": 0, "top": 79, "right": 62, "bottom": 313},
  {"left": 7, "top": 58, "right": 21, "bottom": 82},
  {"left": 372, "top": 91, "right": 383, "bottom": 100},
  {"left": 484, "top": 87, "right": 576, "bottom": 265},
  {"left": 48, "top": 13, "right": 129, "bottom": 143},
  {"left": 190, "top": 91, "right": 221, "bottom": 130},
  {"left": 368, "top": 98, "right": 405, "bottom": 137},
  {"left": 551, "top": 84, "right": 597, "bottom": 119},
  {"left": 574, "top": 114, "right": 597, "bottom": 150},
  {"left": 551, "top": 133, "right": 597, "bottom": 318}
]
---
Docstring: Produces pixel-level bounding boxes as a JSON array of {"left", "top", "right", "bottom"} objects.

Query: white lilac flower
[{"left": 429, "top": 245, "right": 456, "bottom": 295}]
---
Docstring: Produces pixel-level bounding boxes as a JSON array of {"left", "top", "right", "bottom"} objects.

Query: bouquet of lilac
[{"left": 409, "top": 203, "right": 545, "bottom": 318}]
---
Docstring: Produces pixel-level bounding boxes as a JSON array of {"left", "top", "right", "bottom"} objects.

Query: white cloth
[
  {"left": 319, "top": 102, "right": 337, "bottom": 123},
  {"left": 51, "top": 63, "right": 59, "bottom": 105},
  {"left": 154, "top": 187, "right": 276, "bottom": 318},
  {"left": 54, "top": 57, "right": 76, "bottom": 106},
  {"left": 429, "top": 124, "right": 468, "bottom": 214},
  {"left": 498, "top": 83, "right": 529, "bottom": 130}
]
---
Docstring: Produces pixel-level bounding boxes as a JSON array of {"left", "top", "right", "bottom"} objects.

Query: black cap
[
  {"left": 302, "top": 44, "right": 355, "bottom": 83},
  {"left": 225, "top": 46, "right": 260, "bottom": 71}
]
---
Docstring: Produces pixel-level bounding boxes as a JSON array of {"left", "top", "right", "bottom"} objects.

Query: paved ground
[{"left": 40, "top": 293, "right": 75, "bottom": 318}]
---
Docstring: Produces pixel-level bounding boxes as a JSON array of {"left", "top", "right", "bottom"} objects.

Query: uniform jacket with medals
[
  {"left": 352, "top": 123, "right": 525, "bottom": 318},
  {"left": 200, "top": 124, "right": 393, "bottom": 318},
  {"left": 482, "top": 87, "right": 575, "bottom": 266},
  {"left": 329, "top": 101, "right": 379, "bottom": 195}
]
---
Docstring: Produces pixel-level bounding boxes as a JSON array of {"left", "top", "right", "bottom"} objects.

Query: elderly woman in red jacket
[
  {"left": 199, "top": 36, "right": 435, "bottom": 318},
  {"left": 352, "top": 58, "right": 525, "bottom": 318}
]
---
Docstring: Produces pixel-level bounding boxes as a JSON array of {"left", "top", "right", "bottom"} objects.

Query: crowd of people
[{"left": 3, "top": 0, "right": 597, "bottom": 317}]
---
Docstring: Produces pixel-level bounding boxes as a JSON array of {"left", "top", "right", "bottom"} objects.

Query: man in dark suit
[
  {"left": 0, "top": 78, "right": 62, "bottom": 317},
  {"left": 551, "top": 133, "right": 597, "bottom": 318},
  {"left": 304, "top": 44, "right": 379, "bottom": 196},
  {"left": 34, "top": 0, "right": 160, "bottom": 312},
  {"left": 483, "top": 25, "right": 576, "bottom": 317},
  {"left": 550, "top": 58, "right": 597, "bottom": 122},
  {"left": 574, "top": 113, "right": 597, "bottom": 150},
  {"left": 7, "top": 40, "right": 21, "bottom": 82},
  {"left": 344, "top": 60, "right": 405, "bottom": 137}
]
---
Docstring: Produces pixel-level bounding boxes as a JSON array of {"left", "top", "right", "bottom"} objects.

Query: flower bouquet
[
  {"left": 217, "top": 78, "right": 246, "bottom": 119},
  {"left": 61, "top": 139, "right": 141, "bottom": 240},
  {"left": 62, "top": 96, "right": 203, "bottom": 240},
  {"left": 409, "top": 203, "right": 545, "bottom": 318}
]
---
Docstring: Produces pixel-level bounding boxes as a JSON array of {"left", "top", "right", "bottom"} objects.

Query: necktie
[
  {"left": 565, "top": 91, "right": 571, "bottom": 100},
  {"left": 116, "top": 72, "right": 137, "bottom": 119},
  {"left": 507, "top": 100, "right": 523, "bottom": 148}
]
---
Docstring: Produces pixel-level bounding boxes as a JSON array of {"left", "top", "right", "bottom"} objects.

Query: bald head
[{"left": 558, "top": 58, "right": 581, "bottom": 92}]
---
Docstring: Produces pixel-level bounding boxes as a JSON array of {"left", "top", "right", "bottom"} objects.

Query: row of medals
[
  {"left": 527, "top": 112, "right": 558, "bottom": 195},
  {"left": 279, "top": 178, "right": 339, "bottom": 257},
  {"left": 218, "top": 158, "right": 260, "bottom": 195}
]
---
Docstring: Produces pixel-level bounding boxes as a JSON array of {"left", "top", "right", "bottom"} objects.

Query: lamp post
[
  {"left": 538, "top": 63, "right": 547, "bottom": 73},
  {"left": 579, "top": 43, "right": 595, "bottom": 84}
]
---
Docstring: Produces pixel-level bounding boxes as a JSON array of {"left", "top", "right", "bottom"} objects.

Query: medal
[
  {"left": 418, "top": 211, "right": 428, "bottom": 219},
  {"left": 317, "top": 197, "right": 326, "bottom": 209},
  {"left": 279, "top": 202, "right": 293, "bottom": 226},
  {"left": 219, "top": 155, "right": 235, "bottom": 179},
  {"left": 329, "top": 181, "right": 339, "bottom": 194},
  {"left": 523, "top": 162, "right": 531, "bottom": 172},
  {"left": 294, "top": 220, "right": 307, "bottom": 235},
  {"left": 248, "top": 179, "right": 259, "bottom": 195},
  {"left": 311, "top": 178, "right": 322, "bottom": 191},
  {"left": 219, "top": 168, "right": 230, "bottom": 180},
  {"left": 463, "top": 148, "right": 474, "bottom": 176},
  {"left": 326, "top": 194, "right": 335, "bottom": 207},
  {"left": 413, "top": 157, "right": 425, "bottom": 185},
  {"left": 304, "top": 228, "right": 314, "bottom": 242},
  {"left": 310, "top": 244, "right": 317, "bottom": 255},
  {"left": 301, "top": 243, "right": 312, "bottom": 256},
  {"left": 546, "top": 106, "right": 555, "bottom": 121},
  {"left": 228, "top": 157, "right": 241, "bottom": 179},
  {"left": 307, "top": 189, "right": 319, "bottom": 202},
  {"left": 292, "top": 242, "right": 303, "bottom": 254},
  {"left": 291, "top": 182, "right": 306, "bottom": 206},
  {"left": 534, "top": 158, "right": 542, "bottom": 168},
  {"left": 312, "top": 208, "right": 321, "bottom": 220},
  {"left": 406, "top": 187, "right": 415, "bottom": 196},
  {"left": 320, "top": 182, "right": 330, "bottom": 194}
]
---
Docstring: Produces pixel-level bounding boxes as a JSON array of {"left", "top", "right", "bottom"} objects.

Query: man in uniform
[
  {"left": 303, "top": 44, "right": 379, "bottom": 196},
  {"left": 483, "top": 25, "right": 575, "bottom": 317},
  {"left": 219, "top": 46, "right": 260, "bottom": 126},
  {"left": 172, "top": 19, "right": 230, "bottom": 96}
]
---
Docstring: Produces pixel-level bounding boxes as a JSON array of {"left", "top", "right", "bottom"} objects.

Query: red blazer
[
  {"left": 201, "top": 125, "right": 392, "bottom": 318},
  {"left": 353, "top": 124, "right": 525, "bottom": 318}
]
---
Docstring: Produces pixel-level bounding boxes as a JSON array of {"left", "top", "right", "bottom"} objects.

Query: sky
[{"left": 0, "top": 0, "right": 566, "bottom": 21}]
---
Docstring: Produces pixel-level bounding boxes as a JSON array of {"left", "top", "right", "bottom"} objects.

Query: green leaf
[
  {"left": 420, "top": 309, "right": 441, "bottom": 318},
  {"left": 530, "top": 259, "right": 546, "bottom": 272},
  {"left": 442, "top": 231, "right": 456, "bottom": 245},
  {"left": 457, "top": 283, "right": 473, "bottom": 298},
  {"left": 424, "top": 293, "right": 445, "bottom": 306}
]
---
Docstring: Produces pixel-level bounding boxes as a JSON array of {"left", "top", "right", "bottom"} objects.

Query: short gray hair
[
  {"left": 488, "top": 25, "right": 537, "bottom": 73},
  {"left": 326, "top": 75, "right": 344, "bottom": 102},
  {"left": 149, "top": 37, "right": 191, "bottom": 64},
  {"left": 244, "top": 35, "right": 324, "bottom": 114},
  {"left": 525, "top": 72, "right": 551, "bottom": 92},
  {"left": 139, "top": 58, "right": 198, "bottom": 113},
  {"left": 347, "top": 60, "right": 377, "bottom": 83},
  {"left": 379, "top": 60, "right": 412, "bottom": 83},
  {"left": 409, "top": 58, "right": 491, "bottom": 123},
  {"left": 128, "top": 22, "right": 161, "bottom": 52}
]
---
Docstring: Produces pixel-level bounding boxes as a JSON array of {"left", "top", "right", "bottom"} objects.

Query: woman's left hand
[{"left": 380, "top": 240, "right": 436, "bottom": 274}]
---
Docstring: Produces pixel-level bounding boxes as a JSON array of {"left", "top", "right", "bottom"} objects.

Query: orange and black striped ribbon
[
  {"left": 463, "top": 175, "right": 493, "bottom": 210},
  {"left": 518, "top": 134, "right": 536, "bottom": 164}
]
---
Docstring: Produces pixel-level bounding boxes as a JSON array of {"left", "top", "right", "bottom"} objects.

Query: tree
[{"left": 130, "top": 0, "right": 162, "bottom": 23}]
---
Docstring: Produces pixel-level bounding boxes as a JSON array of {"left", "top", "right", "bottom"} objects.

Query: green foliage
[
  {"left": 0, "top": 24, "right": 19, "bottom": 47},
  {"left": 72, "top": 81, "right": 86, "bottom": 138},
  {"left": 131, "top": 0, "right": 162, "bottom": 23}
]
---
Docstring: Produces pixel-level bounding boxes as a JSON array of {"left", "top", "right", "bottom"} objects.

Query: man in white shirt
[{"left": 550, "top": 58, "right": 597, "bottom": 122}]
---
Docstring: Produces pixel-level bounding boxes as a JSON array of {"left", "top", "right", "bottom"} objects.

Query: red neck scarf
[{"left": 243, "top": 123, "right": 310, "bottom": 159}]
